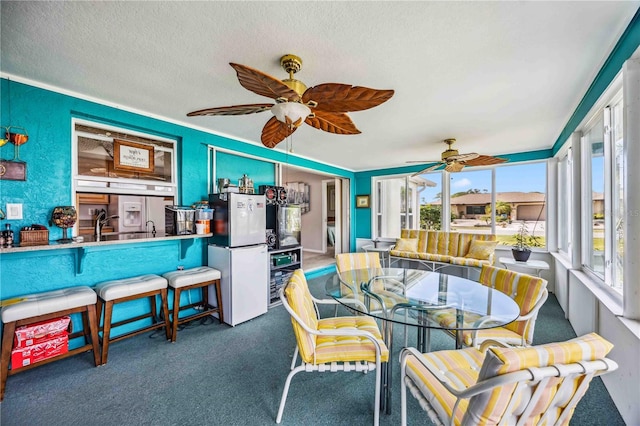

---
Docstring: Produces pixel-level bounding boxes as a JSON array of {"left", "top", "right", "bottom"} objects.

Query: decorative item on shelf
[
  {"left": 19, "top": 224, "right": 49, "bottom": 246},
  {"left": 49, "top": 206, "right": 78, "bottom": 243},
  {"left": 238, "top": 174, "right": 255, "bottom": 194},
  {"left": 511, "top": 222, "right": 542, "bottom": 262},
  {"left": 2, "top": 224, "right": 14, "bottom": 248}
]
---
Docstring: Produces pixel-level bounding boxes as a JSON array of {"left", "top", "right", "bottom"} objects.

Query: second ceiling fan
[
  {"left": 187, "top": 54, "right": 394, "bottom": 148},
  {"left": 408, "top": 138, "right": 507, "bottom": 175}
]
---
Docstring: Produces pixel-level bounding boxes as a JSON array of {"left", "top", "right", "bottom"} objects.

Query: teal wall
[{"left": 0, "top": 79, "right": 353, "bottom": 347}]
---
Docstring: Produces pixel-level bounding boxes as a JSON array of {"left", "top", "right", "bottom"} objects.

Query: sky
[{"left": 418, "top": 161, "right": 547, "bottom": 203}]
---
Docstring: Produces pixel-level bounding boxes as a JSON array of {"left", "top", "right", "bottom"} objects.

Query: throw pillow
[
  {"left": 394, "top": 238, "right": 418, "bottom": 252},
  {"left": 465, "top": 239, "right": 498, "bottom": 260}
]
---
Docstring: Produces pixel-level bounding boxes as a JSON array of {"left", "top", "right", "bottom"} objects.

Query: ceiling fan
[
  {"left": 187, "top": 54, "right": 394, "bottom": 148},
  {"left": 408, "top": 138, "right": 507, "bottom": 175}
]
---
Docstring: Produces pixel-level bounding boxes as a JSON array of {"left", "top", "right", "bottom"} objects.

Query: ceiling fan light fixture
[{"left": 271, "top": 102, "right": 311, "bottom": 127}]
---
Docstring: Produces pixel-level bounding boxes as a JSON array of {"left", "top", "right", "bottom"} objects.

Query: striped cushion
[
  {"left": 315, "top": 316, "right": 389, "bottom": 364},
  {"left": 284, "top": 270, "right": 318, "bottom": 363},
  {"left": 479, "top": 265, "right": 546, "bottom": 342},
  {"left": 335, "top": 252, "right": 381, "bottom": 271},
  {"left": 400, "top": 229, "right": 429, "bottom": 253},
  {"left": 449, "top": 257, "right": 492, "bottom": 267},
  {"left": 426, "top": 231, "right": 459, "bottom": 257},
  {"left": 457, "top": 233, "right": 496, "bottom": 258},
  {"left": 467, "top": 333, "right": 614, "bottom": 425},
  {"left": 481, "top": 332, "right": 614, "bottom": 378},
  {"left": 405, "top": 347, "right": 484, "bottom": 425}
]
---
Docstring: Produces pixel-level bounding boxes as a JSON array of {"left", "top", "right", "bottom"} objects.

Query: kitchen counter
[
  {"left": 0, "top": 232, "right": 213, "bottom": 254},
  {"left": 0, "top": 232, "right": 213, "bottom": 274}
]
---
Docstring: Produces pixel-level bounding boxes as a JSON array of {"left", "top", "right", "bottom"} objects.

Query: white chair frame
[
  {"left": 276, "top": 284, "right": 385, "bottom": 426},
  {"left": 399, "top": 345, "right": 618, "bottom": 426}
]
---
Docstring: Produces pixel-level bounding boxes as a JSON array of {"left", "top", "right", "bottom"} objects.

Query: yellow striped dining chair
[
  {"left": 400, "top": 333, "right": 618, "bottom": 426},
  {"left": 335, "top": 252, "right": 408, "bottom": 314},
  {"left": 434, "top": 264, "right": 548, "bottom": 348},
  {"left": 276, "top": 269, "right": 389, "bottom": 426}
]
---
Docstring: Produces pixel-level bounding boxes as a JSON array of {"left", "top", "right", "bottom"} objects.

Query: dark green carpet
[{"left": 0, "top": 276, "right": 624, "bottom": 425}]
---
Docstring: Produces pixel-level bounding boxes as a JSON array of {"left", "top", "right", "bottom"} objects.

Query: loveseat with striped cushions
[
  {"left": 389, "top": 229, "right": 498, "bottom": 270},
  {"left": 400, "top": 333, "right": 618, "bottom": 426}
]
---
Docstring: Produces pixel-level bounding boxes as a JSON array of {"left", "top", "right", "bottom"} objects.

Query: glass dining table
[{"left": 325, "top": 267, "right": 520, "bottom": 414}]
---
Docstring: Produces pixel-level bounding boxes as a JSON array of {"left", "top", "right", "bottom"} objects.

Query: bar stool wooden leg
[
  {"left": 86, "top": 304, "right": 101, "bottom": 367},
  {"left": 171, "top": 288, "right": 181, "bottom": 343},
  {"left": 101, "top": 300, "right": 114, "bottom": 365},
  {"left": 160, "top": 288, "right": 171, "bottom": 341},
  {"left": 214, "top": 280, "right": 224, "bottom": 324},
  {"left": 1, "top": 321, "right": 17, "bottom": 401}
]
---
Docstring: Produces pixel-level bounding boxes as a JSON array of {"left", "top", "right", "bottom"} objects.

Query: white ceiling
[{"left": 1, "top": 1, "right": 638, "bottom": 172}]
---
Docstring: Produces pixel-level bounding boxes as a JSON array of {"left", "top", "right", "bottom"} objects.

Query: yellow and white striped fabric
[
  {"left": 284, "top": 269, "right": 389, "bottom": 365},
  {"left": 335, "top": 252, "right": 381, "bottom": 271},
  {"left": 284, "top": 270, "right": 319, "bottom": 363},
  {"left": 467, "top": 333, "right": 614, "bottom": 425},
  {"left": 433, "top": 265, "right": 546, "bottom": 346},
  {"left": 405, "top": 333, "right": 613, "bottom": 425},
  {"left": 389, "top": 230, "right": 497, "bottom": 265},
  {"left": 405, "top": 347, "right": 485, "bottom": 425},
  {"left": 316, "top": 316, "right": 389, "bottom": 364},
  {"left": 478, "top": 265, "right": 546, "bottom": 343}
]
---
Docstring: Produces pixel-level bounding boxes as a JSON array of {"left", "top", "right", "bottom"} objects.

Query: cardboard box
[
  {"left": 14, "top": 316, "right": 71, "bottom": 348},
  {"left": 11, "top": 335, "right": 69, "bottom": 369}
]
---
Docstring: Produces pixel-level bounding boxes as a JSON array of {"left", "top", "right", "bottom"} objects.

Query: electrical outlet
[{"left": 6, "top": 203, "right": 23, "bottom": 220}]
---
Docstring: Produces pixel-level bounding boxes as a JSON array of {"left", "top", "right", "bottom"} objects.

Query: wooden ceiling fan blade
[
  {"left": 187, "top": 103, "right": 274, "bottom": 116},
  {"left": 411, "top": 162, "right": 444, "bottom": 176},
  {"left": 261, "top": 116, "right": 296, "bottom": 148},
  {"left": 302, "top": 84, "right": 394, "bottom": 113},
  {"left": 462, "top": 155, "right": 508, "bottom": 166},
  {"left": 230, "top": 63, "right": 301, "bottom": 102},
  {"left": 406, "top": 160, "right": 439, "bottom": 164},
  {"left": 305, "top": 110, "right": 360, "bottom": 135}
]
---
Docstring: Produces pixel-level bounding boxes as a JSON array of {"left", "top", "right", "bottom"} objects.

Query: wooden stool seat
[
  {"left": 162, "top": 267, "right": 223, "bottom": 342},
  {"left": 1, "top": 286, "right": 101, "bottom": 401},
  {"left": 95, "top": 274, "right": 170, "bottom": 364}
]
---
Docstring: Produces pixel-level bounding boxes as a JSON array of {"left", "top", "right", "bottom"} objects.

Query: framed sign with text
[{"left": 114, "top": 139, "right": 154, "bottom": 173}]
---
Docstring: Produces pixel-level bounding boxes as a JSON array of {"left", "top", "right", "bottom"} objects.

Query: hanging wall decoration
[{"left": 0, "top": 80, "right": 29, "bottom": 181}]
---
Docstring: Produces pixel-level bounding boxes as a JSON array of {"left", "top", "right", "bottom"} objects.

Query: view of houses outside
[{"left": 418, "top": 162, "right": 547, "bottom": 247}]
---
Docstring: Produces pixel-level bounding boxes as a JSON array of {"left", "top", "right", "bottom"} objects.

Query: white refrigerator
[{"left": 208, "top": 244, "right": 269, "bottom": 326}]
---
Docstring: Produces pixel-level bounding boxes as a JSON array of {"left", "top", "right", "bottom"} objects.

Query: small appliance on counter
[{"left": 165, "top": 206, "right": 196, "bottom": 235}]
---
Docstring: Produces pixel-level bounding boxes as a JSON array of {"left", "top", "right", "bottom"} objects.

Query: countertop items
[{"left": 0, "top": 232, "right": 212, "bottom": 255}]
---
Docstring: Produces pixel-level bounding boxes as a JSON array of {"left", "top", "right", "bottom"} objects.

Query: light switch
[{"left": 6, "top": 203, "right": 23, "bottom": 220}]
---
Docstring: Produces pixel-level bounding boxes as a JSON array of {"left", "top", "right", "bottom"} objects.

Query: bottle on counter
[{"left": 4, "top": 223, "right": 14, "bottom": 247}]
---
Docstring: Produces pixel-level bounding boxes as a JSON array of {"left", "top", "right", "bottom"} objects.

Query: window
[
  {"left": 577, "top": 91, "right": 624, "bottom": 295},
  {"left": 73, "top": 120, "right": 177, "bottom": 197},
  {"left": 449, "top": 169, "right": 492, "bottom": 235},
  {"left": 495, "top": 162, "right": 547, "bottom": 249},
  {"left": 372, "top": 175, "right": 436, "bottom": 239},
  {"left": 582, "top": 114, "right": 605, "bottom": 278},
  {"left": 375, "top": 161, "right": 548, "bottom": 246},
  {"left": 557, "top": 149, "right": 572, "bottom": 255}
]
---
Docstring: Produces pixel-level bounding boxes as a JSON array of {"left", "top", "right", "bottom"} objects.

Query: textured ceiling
[{"left": 1, "top": 1, "right": 638, "bottom": 171}]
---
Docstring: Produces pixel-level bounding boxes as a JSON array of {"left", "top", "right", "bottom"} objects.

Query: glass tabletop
[{"left": 325, "top": 267, "right": 520, "bottom": 331}]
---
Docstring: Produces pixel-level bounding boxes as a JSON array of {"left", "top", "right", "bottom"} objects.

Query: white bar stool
[
  {"left": 0, "top": 286, "right": 101, "bottom": 401},
  {"left": 95, "top": 274, "right": 170, "bottom": 364},
  {"left": 162, "top": 266, "right": 223, "bottom": 342}
]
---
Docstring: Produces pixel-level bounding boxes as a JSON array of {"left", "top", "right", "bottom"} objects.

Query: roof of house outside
[{"left": 429, "top": 191, "right": 546, "bottom": 206}]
